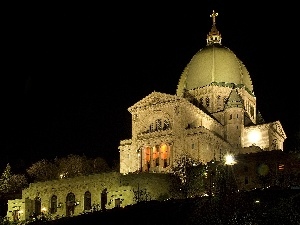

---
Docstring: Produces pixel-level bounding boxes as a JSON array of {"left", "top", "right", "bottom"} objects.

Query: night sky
[{"left": 2, "top": 2, "right": 299, "bottom": 172}]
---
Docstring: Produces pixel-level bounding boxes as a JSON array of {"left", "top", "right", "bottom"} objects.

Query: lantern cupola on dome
[{"left": 176, "top": 10, "right": 253, "bottom": 97}]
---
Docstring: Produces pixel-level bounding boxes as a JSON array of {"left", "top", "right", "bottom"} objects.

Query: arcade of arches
[{"left": 141, "top": 143, "right": 171, "bottom": 172}]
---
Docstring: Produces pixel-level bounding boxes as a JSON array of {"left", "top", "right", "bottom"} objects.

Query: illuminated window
[
  {"left": 160, "top": 144, "right": 169, "bottom": 168},
  {"left": 152, "top": 146, "right": 159, "bottom": 166},
  {"left": 145, "top": 147, "right": 151, "bottom": 162}
]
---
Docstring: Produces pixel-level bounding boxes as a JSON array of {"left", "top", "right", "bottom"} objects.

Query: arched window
[
  {"left": 163, "top": 120, "right": 170, "bottom": 130},
  {"left": 34, "top": 197, "right": 41, "bottom": 216},
  {"left": 50, "top": 195, "right": 57, "bottom": 214},
  {"left": 152, "top": 146, "right": 159, "bottom": 167},
  {"left": 206, "top": 97, "right": 210, "bottom": 107},
  {"left": 149, "top": 118, "right": 171, "bottom": 133},
  {"left": 66, "top": 193, "right": 76, "bottom": 216},
  {"left": 217, "top": 95, "right": 222, "bottom": 110},
  {"left": 143, "top": 147, "right": 151, "bottom": 171},
  {"left": 160, "top": 144, "right": 169, "bottom": 168},
  {"left": 155, "top": 119, "right": 162, "bottom": 131},
  {"left": 84, "top": 191, "right": 92, "bottom": 211},
  {"left": 101, "top": 188, "right": 107, "bottom": 210}
]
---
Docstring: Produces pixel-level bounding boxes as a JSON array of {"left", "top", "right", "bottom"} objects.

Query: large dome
[
  {"left": 176, "top": 44, "right": 253, "bottom": 96},
  {"left": 176, "top": 10, "right": 253, "bottom": 96}
]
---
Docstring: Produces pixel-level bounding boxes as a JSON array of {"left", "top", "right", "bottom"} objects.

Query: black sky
[{"left": 1, "top": 2, "right": 299, "bottom": 172}]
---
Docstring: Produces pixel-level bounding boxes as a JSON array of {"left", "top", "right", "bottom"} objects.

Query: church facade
[
  {"left": 6, "top": 10, "right": 287, "bottom": 223},
  {"left": 118, "top": 10, "right": 286, "bottom": 175}
]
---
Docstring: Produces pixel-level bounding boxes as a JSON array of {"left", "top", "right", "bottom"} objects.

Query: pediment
[
  {"left": 270, "top": 121, "right": 287, "bottom": 139},
  {"left": 128, "top": 91, "right": 179, "bottom": 112}
]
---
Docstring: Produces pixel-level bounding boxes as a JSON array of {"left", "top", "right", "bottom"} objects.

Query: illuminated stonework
[
  {"left": 119, "top": 10, "right": 287, "bottom": 174},
  {"left": 6, "top": 10, "right": 288, "bottom": 223}
]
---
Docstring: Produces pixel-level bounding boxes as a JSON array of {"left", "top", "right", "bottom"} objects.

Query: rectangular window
[{"left": 245, "top": 177, "right": 249, "bottom": 184}]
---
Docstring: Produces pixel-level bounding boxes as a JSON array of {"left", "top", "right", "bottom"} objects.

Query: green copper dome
[{"left": 176, "top": 10, "right": 253, "bottom": 96}]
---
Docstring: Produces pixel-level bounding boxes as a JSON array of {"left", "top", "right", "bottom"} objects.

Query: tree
[
  {"left": 55, "top": 154, "right": 93, "bottom": 178},
  {"left": 26, "top": 155, "right": 112, "bottom": 182},
  {"left": 0, "top": 163, "right": 28, "bottom": 197},
  {"left": 26, "top": 159, "right": 59, "bottom": 182},
  {"left": 0, "top": 164, "right": 13, "bottom": 194},
  {"left": 8, "top": 174, "right": 28, "bottom": 194},
  {"left": 133, "top": 184, "right": 151, "bottom": 203},
  {"left": 171, "top": 154, "right": 206, "bottom": 198},
  {"left": 90, "top": 157, "right": 111, "bottom": 173}
]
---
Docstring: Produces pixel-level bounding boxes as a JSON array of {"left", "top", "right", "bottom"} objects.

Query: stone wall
[{"left": 7, "top": 172, "right": 174, "bottom": 222}]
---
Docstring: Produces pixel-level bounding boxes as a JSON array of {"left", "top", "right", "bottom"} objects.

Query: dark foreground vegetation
[{"left": 24, "top": 188, "right": 300, "bottom": 225}]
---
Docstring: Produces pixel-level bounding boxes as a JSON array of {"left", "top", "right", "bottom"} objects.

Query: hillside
[{"left": 26, "top": 188, "right": 300, "bottom": 225}]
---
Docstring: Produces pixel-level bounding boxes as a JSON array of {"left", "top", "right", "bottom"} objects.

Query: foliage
[
  {"left": 26, "top": 154, "right": 112, "bottom": 182},
  {"left": 170, "top": 154, "right": 206, "bottom": 198},
  {"left": 7, "top": 174, "right": 28, "bottom": 194},
  {"left": 90, "top": 157, "right": 111, "bottom": 173},
  {"left": 55, "top": 154, "right": 91, "bottom": 178},
  {"left": 26, "top": 159, "right": 59, "bottom": 182},
  {"left": 0, "top": 164, "right": 12, "bottom": 194},
  {"left": 0, "top": 163, "right": 28, "bottom": 197},
  {"left": 133, "top": 186, "right": 151, "bottom": 203}
]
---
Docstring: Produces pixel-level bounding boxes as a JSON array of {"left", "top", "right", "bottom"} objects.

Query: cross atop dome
[
  {"left": 206, "top": 10, "right": 222, "bottom": 45},
  {"left": 210, "top": 10, "right": 218, "bottom": 25}
]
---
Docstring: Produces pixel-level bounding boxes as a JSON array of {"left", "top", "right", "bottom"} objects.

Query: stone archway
[
  {"left": 66, "top": 193, "right": 76, "bottom": 216},
  {"left": 101, "top": 188, "right": 107, "bottom": 210}
]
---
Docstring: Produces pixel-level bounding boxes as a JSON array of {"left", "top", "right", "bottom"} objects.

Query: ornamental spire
[
  {"left": 210, "top": 10, "right": 218, "bottom": 25},
  {"left": 206, "top": 10, "right": 222, "bottom": 45}
]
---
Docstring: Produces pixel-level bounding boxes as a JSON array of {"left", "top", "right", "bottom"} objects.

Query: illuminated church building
[
  {"left": 119, "top": 10, "right": 286, "bottom": 174},
  {"left": 6, "top": 11, "right": 288, "bottom": 222}
]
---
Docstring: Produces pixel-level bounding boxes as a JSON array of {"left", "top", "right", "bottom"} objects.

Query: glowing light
[
  {"left": 41, "top": 207, "right": 47, "bottom": 212},
  {"left": 248, "top": 130, "right": 261, "bottom": 144},
  {"left": 224, "top": 154, "right": 236, "bottom": 165}
]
